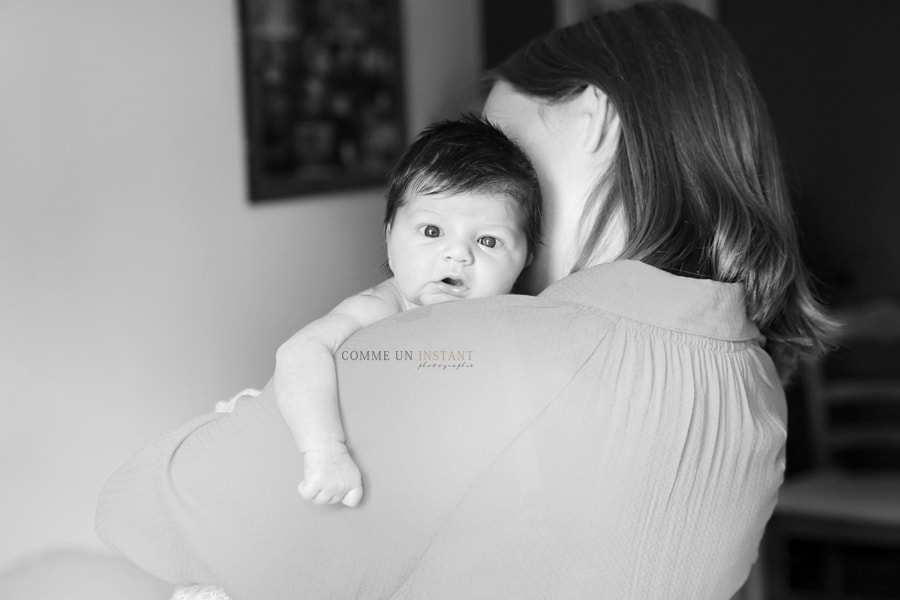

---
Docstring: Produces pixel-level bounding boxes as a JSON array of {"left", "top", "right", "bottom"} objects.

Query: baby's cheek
[{"left": 486, "top": 273, "right": 518, "bottom": 296}]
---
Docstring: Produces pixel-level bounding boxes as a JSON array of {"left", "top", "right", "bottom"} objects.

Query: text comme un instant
[{"left": 339, "top": 349, "right": 473, "bottom": 362}]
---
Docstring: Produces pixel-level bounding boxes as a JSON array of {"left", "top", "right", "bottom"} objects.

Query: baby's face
[{"left": 386, "top": 191, "right": 530, "bottom": 307}]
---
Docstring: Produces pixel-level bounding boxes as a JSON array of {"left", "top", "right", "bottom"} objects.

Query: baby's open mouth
[{"left": 441, "top": 277, "right": 464, "bottom": 287}]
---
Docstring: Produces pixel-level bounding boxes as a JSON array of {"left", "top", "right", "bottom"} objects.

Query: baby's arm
[{"left": 274, "top": 279, "right": 403, "bottom": 507}]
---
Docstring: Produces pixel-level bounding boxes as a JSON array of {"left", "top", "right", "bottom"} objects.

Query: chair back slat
[
  {"left": 804, "top": 299, "right": 900, "bottom": 470},
  {"left": 825, "top": 382, "right": 900, "bottom": 404},
  {"left": 828, "top": 431, "right": 900, "bottom": 451}
]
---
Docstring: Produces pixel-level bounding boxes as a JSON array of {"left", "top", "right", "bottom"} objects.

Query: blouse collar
[{"left": 539, "top": 260, "right": 761, "bottom": 342}]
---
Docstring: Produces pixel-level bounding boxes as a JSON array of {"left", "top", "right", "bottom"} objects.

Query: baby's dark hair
[{"left": 383, "top": 114, "right": 541, "bottom": 254}]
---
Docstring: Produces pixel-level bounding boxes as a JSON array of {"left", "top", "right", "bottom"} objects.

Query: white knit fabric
[{"left": 171, "top": 585, "right": 232, "bottom": 600}]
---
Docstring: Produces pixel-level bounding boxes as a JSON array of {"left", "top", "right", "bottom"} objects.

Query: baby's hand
[{"left": 298, "top": 447, "right": 364, "bottom": 507}]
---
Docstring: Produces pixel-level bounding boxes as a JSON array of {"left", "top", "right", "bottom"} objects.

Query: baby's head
[{"left": 383, "top": 114, "right": 541, "bottom": 307}]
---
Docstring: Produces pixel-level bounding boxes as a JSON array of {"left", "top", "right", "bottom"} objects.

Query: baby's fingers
[
  {"left": 297, "top": 479, "right": 323, "bottom": 502},
  {"left": 342, "top": 486, "right": 363, "bottom": 508},
  {"left": 313, "top": 489, "right": 342, "bottom": 505},
  {"left": 298, "top": 480, "right": 351, "bottom": 505},
  {"left": 299, "top": 482, "right": 335, "bottom": 504}
]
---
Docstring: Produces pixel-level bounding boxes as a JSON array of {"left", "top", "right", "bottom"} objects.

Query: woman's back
[
  {"left": 380, "top": 261, "right": 786, "bottom": 599},
  {"left": 96, "top": 261, "right": 785, "bottom": 600}
]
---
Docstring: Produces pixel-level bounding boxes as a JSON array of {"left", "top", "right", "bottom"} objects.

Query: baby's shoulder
[
  {"left": 333, "top": 278, "right": 406, "bottom": 323},
  {"left": 362, "top": 278, "right": 407, "bottom": 311}
]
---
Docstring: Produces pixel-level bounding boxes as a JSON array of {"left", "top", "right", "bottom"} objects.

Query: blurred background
[{"left": 1, "top": 0, "right": 897, "bottom": 598}]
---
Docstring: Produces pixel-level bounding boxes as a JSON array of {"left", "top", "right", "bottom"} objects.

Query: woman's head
[{"left": 485, "top": 2, "right": 833, "bottom": 378}]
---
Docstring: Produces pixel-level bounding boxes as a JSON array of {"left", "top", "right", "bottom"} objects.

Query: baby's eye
[
  {"left": 422, "top": 225, "right": 441, "bottom": 238},
  {"left": 478, "top": 236, "right": 498, "bottom": 248}
]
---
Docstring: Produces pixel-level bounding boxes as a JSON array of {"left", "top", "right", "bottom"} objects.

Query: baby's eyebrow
[
  {"left": 403, "top": 207, "right": 524, "bottom": 233},
  {"left": 480, "top": 223, "right": 525, "bottom": 235},
  {"left": 404, "top": 207, "right": 442, "bottom": 218}
]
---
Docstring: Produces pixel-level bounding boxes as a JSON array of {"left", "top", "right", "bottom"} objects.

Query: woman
[
  {"left": 485, "top": 2, "right": 830, "bottom": 381},
  {"left": 96, "top": 4, "right": 831, "bottom": 599}
]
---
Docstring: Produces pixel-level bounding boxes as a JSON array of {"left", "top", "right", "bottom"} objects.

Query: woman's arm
[
  {"left": 95, "top": 294, "right": 588, "bottom": 597},
  {"left": 95, "top": 277, "right": 784, "bottom": 599},
  {"left": 273, "top": 280, "right": 402, "bottom": 506}
]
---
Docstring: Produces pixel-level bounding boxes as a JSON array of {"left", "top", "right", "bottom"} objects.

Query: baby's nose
[{"left": 443, "top": 239, "right": 474, "bottom": 264}]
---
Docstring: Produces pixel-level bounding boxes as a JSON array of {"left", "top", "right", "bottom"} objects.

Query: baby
[{"left": 273, "top": 114, "right": 541, "bottom": 507}]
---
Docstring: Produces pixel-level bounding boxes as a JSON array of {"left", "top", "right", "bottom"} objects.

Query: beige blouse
[{"left": 96, "top": 260, "right": 786, "bottom": 599}]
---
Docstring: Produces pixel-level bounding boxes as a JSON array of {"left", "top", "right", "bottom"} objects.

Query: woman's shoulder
[
  {"left": 541, "top": 260, "right": 761, "bottom": 342},
  {"left": 345, "top": 290, "right": 615, "bottom": 370},
  {"left": 356, "top": 291, "right": 596, "bottom": 337}
]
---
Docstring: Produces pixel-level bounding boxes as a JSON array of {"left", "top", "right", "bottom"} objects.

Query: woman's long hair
[{"left": 491, "top": 2, "right": 834, "bottom": 381}]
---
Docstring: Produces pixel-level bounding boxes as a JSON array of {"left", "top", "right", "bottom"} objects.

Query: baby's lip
[
  {"left": 440, "top": 276, "right": 465, "bottom": 287},
  {"left": 434, "top": 275, "right": 468, "bottom": 295}
]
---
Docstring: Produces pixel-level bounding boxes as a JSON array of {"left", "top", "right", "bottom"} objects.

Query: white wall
[{"left": 0, "top": 0, "right": 482, "bottom": 568}]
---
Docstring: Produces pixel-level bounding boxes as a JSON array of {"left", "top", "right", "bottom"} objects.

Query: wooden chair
[{"left": 764, "top": 300, "right": 900, "bottom": 599}]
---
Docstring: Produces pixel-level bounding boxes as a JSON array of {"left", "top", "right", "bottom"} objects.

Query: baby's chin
[
  {"left": 416, "top": 294, "right": 463, "bottom": 307},
  {"left": 417, "top": 289, "right": 514, "bottom": 307}
]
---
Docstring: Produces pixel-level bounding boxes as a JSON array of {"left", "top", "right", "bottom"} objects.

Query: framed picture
[
  {"left": 238, "top": 0, "right": 406, "bottom": 202},
  {"left": 557, "top": 0, "right": 717, "bottom": 24}
]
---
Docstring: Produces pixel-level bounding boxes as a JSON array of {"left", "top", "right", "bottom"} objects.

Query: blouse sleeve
[
  {"left": 94, "top": 295, "right": 610, "bottom": 599},
  {"left": 96, "top": 280, "right": 785, "bottom": 600}
]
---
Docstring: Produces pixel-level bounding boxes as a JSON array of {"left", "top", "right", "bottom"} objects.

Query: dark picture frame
[{"left": 238, "top": 0, "right": 406, "bottom": 202}]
